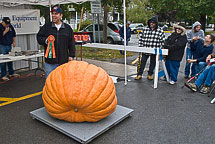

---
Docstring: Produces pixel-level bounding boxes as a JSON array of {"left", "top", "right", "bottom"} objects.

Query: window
[
  {"left": 86, "top": 25, "right": 93, "bottom": 32},
  {"left": 86, "top": 24, "right": 103, "bottom": 31},
  {"left": 108, "top": 23, "right": 118, "bottom": 31}
]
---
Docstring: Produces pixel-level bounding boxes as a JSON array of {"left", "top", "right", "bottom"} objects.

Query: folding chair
[{"left": 210, "top": 81, "right": 215, "bottom": 103}]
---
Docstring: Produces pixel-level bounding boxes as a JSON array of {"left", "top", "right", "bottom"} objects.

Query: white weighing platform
[{"left": 30, "top": 105, "right": 133, "bottom": 144}]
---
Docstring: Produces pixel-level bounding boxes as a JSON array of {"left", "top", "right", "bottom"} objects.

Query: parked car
[
  {"left": 82, "top": 23, "right": 121, "bottom": 44},
  {"left": 158, "top": 24, "right": 169, "bottom": 31},
  {"left": 129, "top": 23, "right": 144, "bottom": 34},
  {"left": 207, "top": 24, "right": 214, "bottom": 28},
  {"left": 186, "top": 25, "right": 192, "bottom": 29},
  {"left": 113, "top": 22, "right": 122, "bottom": 28}
]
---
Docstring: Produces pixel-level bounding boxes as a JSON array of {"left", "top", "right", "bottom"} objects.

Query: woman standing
[{"left": 162, "top": 23, "right": 187, "bottom": 84}]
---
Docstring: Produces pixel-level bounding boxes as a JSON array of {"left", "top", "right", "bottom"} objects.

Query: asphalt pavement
[{"left": 0, "top": 34, "right": 215, "bottom": 144}]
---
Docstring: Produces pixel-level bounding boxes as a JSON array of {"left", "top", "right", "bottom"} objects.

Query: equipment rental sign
[{"left": 0, "top": 9, "right": 40, "bottom": 35}]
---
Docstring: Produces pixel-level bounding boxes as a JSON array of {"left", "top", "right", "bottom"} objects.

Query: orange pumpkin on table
[{"left": 42, "top": 61, "right": 117, "bottom": 122}]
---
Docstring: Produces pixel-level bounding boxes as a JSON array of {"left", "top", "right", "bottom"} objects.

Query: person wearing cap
[
  {"left": 37, "top": 6, "right": 76, "bottom": 78},
  {"left": 119, "top": 21, "right": 131, "bottom": 55},
  {"left": 135, "top": 16, "right": 165, "bottom": 80},
  {"left": 184, "top": 21, "right": 204, "bottom": 79},
  {"left": 161, "top": 23, "right": 187, "bottom": 85},
  {"left": 0, "top": 17, "right": 20, "bottom": 81}
]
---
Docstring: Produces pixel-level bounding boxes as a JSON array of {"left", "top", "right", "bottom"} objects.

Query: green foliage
[
  {"left": 78, "top": 19, "right": 93, "bottom": 31},
  {"left": 60, "top": 4, "right": 71, "bottom": 22},
  {"left": 77, "top": 46, "right": 134, "bottom": 61},
  {"left": 106, "top": 0, "right": 131, "bottom": 13},
  {"left": 72, "top": 2, "right": 91, "bottom": 13},
  {"left": 127, "top": 0, "right": 154, "bottom": 24},
  {"left": 148, "top": 0, "right": 215, "bottom": 23},
  {"left": 73, "top": 29, "right": 78, "bottom": 32}
]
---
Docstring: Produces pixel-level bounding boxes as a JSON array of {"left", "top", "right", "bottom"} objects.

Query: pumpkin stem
[{"left": 74, "top": 108, "right": 78, "bottom": 112}]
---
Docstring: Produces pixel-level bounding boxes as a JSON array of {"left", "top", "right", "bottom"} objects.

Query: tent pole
[
  {"left": 123, "top": 0, "right": 127, "bottom": 85},
  {"left": 49, "top": 5, "right": 52, "bottom": 21}
]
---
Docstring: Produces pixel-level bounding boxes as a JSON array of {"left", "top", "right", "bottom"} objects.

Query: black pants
[{"left": 137, "top": 53, "right": 156, "bottom": 76}]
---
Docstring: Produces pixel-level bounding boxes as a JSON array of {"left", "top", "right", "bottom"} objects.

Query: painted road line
[
  {"left": 0, "top": 98, "right": 19, "bottom": 101},
  {"left": 0, "top": 91, "right": 42, "bottom": 107}
]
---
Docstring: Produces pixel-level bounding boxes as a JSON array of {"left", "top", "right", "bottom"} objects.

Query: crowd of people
[
  {"left": 0, "top": 7, "right": 214, "bottom": 94},
  {"left": 134, "top": 16, "right": 215, "bottom": 94}
]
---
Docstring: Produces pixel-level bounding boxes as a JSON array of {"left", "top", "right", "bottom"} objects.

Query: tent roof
[{"left": 0, "top": 0, "right": 95, "bottom": 7}]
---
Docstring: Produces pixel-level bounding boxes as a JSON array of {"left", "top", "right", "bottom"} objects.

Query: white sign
[
  {"left": 91, "top": 0, "right": 102, "bottom": 14},
  {"left": 0, "top": 9, "right": 40, "bottom": 35}
]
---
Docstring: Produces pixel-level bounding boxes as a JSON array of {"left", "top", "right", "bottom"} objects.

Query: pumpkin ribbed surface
[{"left": 42, "top": 61, "right": 117, "bottom": 122}]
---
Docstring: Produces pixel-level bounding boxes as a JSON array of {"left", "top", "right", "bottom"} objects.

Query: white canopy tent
[
  {"left": 0, "top": 0, "right": 96, "bottom": 20},
  {"left": 0, "top": 0, "right": 94, "bottom": 7}
]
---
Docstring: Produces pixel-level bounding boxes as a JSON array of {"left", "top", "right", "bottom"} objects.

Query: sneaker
[
  {"left": 147, "top": 75, "right": 153, "bottom": 80},
  {"left": 2, "top": 76, "right": 9, "bottom": 81},
  {"left": 185, "top": 82, "right": 197, "bottom": 92},
  {"left": 169, "top": 80, "right": 175, "bottom": 85},
  {"left": 9, "top": 73, "right": 20, "bottom": 78},
  {"left": 160, "top": 77, "right": 166, "bottom": 81},
  {"left": 200, "top": 85, "right": 210, "bottom": 94},
  {"left": 134, "top": 75, "right": 142, "bottom": 80}
]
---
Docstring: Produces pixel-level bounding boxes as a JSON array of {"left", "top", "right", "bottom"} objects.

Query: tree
[
  {"left": 127, "top": 0, "right": 154, "bottom": 24},
  {"left": 32, "top": 5, "right": 50, "bottom": 23},
  {"left": 102, "top": 0, "right": 108, "bottom": 43},
  {"left": 101, "top": 0, "right": 131, "bottom": 43},
  {"left": 148, "top": 0, "right": 215, "bottom": 31}
]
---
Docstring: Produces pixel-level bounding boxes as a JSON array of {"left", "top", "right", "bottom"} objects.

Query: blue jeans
[
  {"left": 195, "top": 65, "right": 215, "bottom": 89},
  {"left": 165, "top": 59, "right": 180, "bottom": 82},
  {"left": 120, "top": 38, "right": 129, "bottom": 55},
  {"left": 45, "top": 63, "right": 60, "bottom": 78},
  {"left": 0, "top": 45, "right": 14, "bottom": 77},
  {"left": 185, "top": 48, "right": 196, "bottom": 77},
  {"left": 195, "top": 62, "right": 207, "bottom": 74}
]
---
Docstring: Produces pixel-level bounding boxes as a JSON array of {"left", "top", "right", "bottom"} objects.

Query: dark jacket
[
  {"left": 0, "top": 23, "right": 16, "bottom": 46},
  {"left": 164, "top": 24, "right": 187, "bottom": 61},
  {"left": 119, "top": 25, "right": 131, "bottom": 41},
  {"left": 191, "top": 39, "right": 214, "bottom": 62},
  {"left": 37, "top": 22, "right": 75, "bottom": 65}
]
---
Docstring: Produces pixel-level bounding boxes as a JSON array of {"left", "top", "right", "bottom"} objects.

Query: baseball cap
[
  {"left": 51, "top": 6, "right": 62, "bottom": 14},
  {"left": 2, "top": 17, "right": 11, "bottom": 25}
]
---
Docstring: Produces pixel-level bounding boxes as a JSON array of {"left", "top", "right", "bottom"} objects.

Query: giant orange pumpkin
[{"left": 42, "top": 61, "right": 117, "bottom": 122}]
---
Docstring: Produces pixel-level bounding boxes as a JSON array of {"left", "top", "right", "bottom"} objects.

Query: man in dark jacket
[
  {"left": 37, "top": 6, "right": 76, "bottom": 78},
  {"left": 119, "top": 21, "right": 131, "bottom": 55},
  {"left": 162, "top": 23, "right": 187, "bottom": 85},
  {"left": 0, "top": 17, "right": 20, "bottom": 81},
  {"left": 135, "top": 16, "right": 165, "bottom": 80},
  {"left": 187, "top": 34, "right": 214, "bottom": 73}
]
